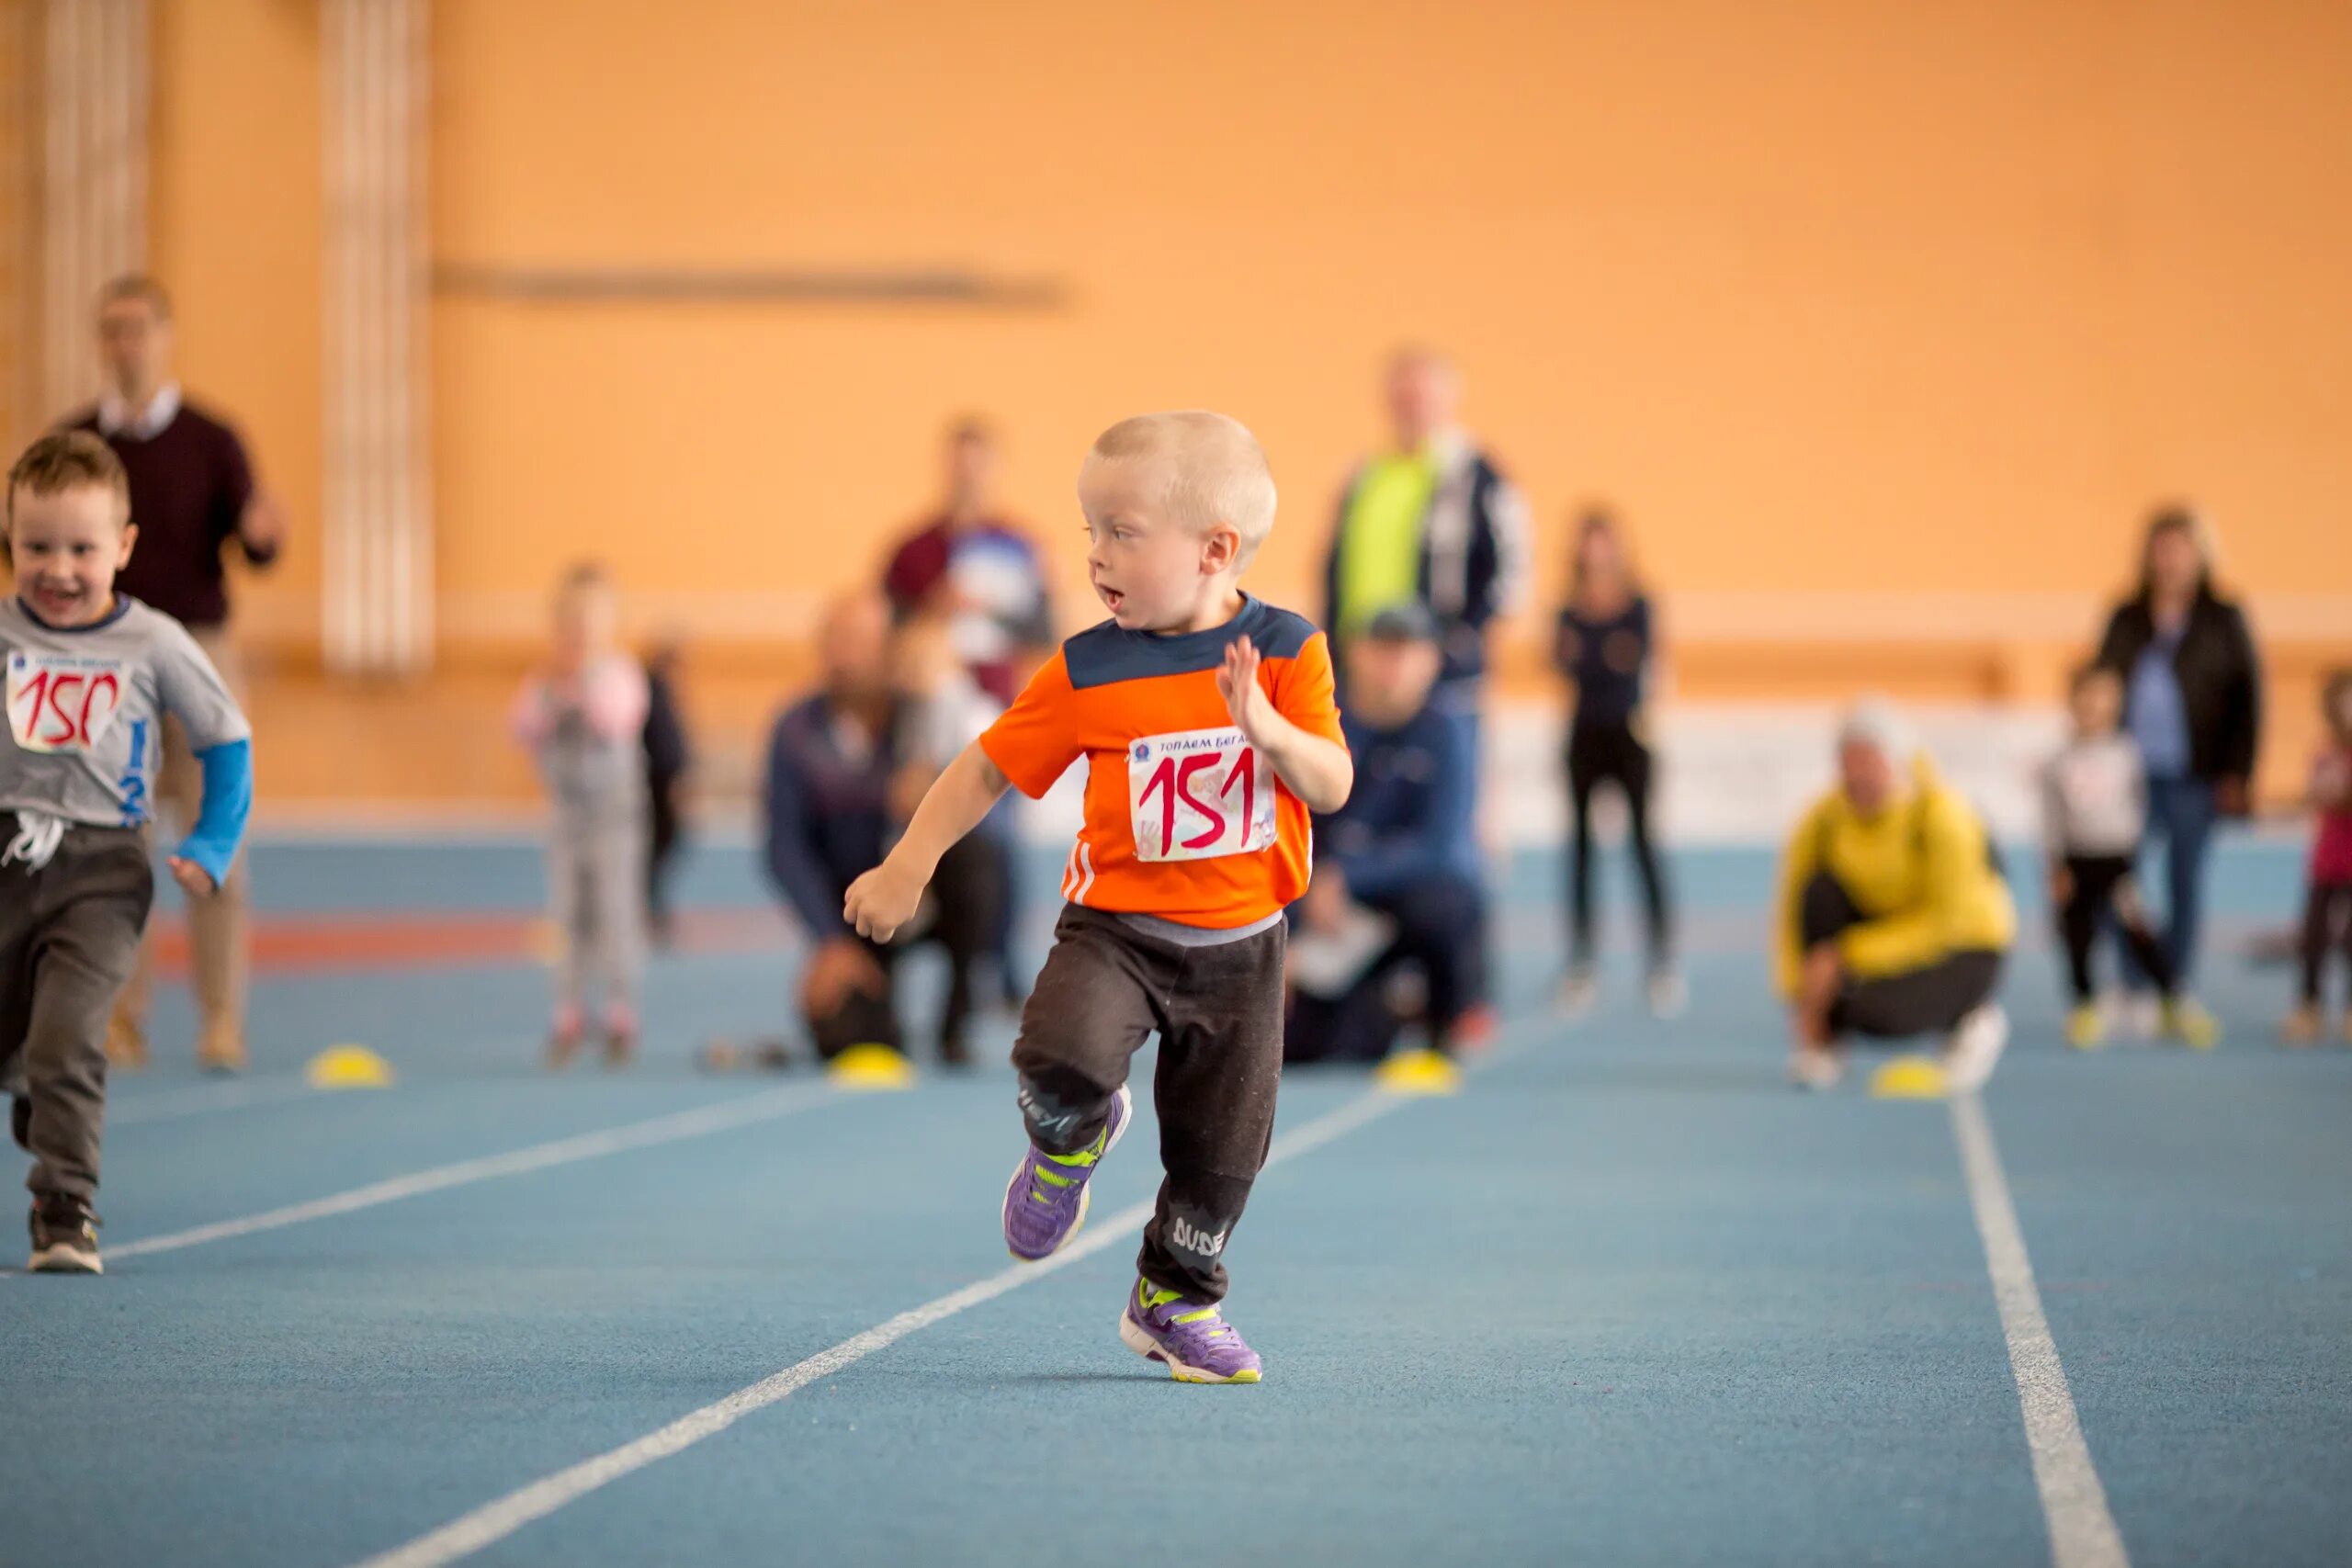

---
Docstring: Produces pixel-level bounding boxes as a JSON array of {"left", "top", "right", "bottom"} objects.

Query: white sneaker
[
  {"left": 1555, "top": 968, "right": 1598, "bottom": 1020},
  {"left": 1944, "top": 1004, "right": 2010, "bottom": 1093},
  {"left": 1646, "top": 969, "right": 1688, "bottom": 1020},
  {"left": 1788, "top": 1048, "right": 1844, "bottom": 1090}
]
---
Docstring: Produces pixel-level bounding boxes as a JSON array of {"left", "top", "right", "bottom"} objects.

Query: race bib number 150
[
  {"left": 1126, "top": 727, "right": 1277, "bottom": 863},
  {"left": 7, "top": 651, "right": 127, "bottom": 755}
]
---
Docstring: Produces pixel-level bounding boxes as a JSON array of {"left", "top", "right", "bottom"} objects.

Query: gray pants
[
  {"left": 548, "top": 802, "right": 648, "bottom": 1022},
  {"left": 2, "top": 829, "right": 153, "bottom": 1203}
]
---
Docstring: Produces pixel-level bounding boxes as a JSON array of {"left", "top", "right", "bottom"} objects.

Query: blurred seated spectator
[
  {"left": 1776, "top": 702, "right": 2016, "bottom": 1092},
  {"left": 751, "top": 592, "right": 1001, "bottom": 1068},
  {"left": 1284, "top": 604, "right": 1483, "bottom": 1064}
]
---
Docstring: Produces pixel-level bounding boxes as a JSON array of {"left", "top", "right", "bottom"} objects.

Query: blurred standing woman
[
  {"left": 2093, "top": 506, "right": 2263, "bottom": 1016},
  {"left": 1554, "top": 509, "right": 1679, "bottom": 1018}
]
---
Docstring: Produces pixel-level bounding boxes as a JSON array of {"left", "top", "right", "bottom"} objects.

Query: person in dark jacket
[
  {"left": 753, "top": 592, "right": 997, "bottom": 1066},
  {"left": 640, "top": 638, "right": 691, "bottom": 945},
  {"left": 1321, "top": 347, "right": 1529, "bottom": 711},
  {"left": 2092, "top": 505, "right": 2263, "bottom": 1004},
  {"left": 1554, "top": 508, "right": 1678, "bottom": 1019},
  {"left": 1284, "top": 604, "right": 1484, "bottom": 1064}
]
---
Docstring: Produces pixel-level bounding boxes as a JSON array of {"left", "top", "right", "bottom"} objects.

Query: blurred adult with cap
[
  {"left": 1775, "top": 701, "right": 2016, "bottom": 1091},
  {"left": 1285, "top": 603, "right": 1485, "bottom": 1063},
  {"left": 2091, "top": 504, "right": 2261, "bottom": 1023},
  {"left": 1321, "top": 346, "right": 1529, "bottom": 724}
]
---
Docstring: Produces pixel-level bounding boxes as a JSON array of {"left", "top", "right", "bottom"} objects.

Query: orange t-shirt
[{"left": 980, "top": 596, "right": 1346, "bottom": 930}]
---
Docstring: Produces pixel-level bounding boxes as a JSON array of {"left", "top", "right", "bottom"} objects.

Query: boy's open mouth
[{"left": 1099, "top": 586, "right": 1125, "bottom": 614}]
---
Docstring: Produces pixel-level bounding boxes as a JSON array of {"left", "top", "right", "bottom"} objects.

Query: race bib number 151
[
  {"left": 1127, "top": 727, "right": 1277, "bottom": 863},
  {"left": 7, "top": 651, "right": 126, "bottom": 755}
]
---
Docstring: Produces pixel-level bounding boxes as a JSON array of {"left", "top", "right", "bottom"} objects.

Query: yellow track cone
[
  {"left": 1374, "top": 1046, "right": 1462, "bottom": 1096},
  {"left": 827, "top": 1043, "right": 916, "bottom": 1090},
  {"left": 1868, "top": 1055, "right": 1949, "bottom": 1100},
  {"left": 306, "top": 1044, "right": 395, "bottom": 1089}
]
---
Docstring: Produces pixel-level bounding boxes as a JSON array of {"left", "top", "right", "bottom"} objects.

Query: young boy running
[
  {"left": 4, "top": 431, "right": 252, "bottom": 1272},
  {"left": 846, "top": 412, "right": 1352, "bottom": 1382}
]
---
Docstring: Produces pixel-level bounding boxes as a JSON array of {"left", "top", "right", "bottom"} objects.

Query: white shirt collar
[{"left": 97, "top": 382, "right": 181, "bottom": 440}]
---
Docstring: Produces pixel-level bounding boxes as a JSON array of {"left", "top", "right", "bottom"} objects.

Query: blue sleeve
[
  {"left": 1336, "top": 719, "right": 1476, "bottom": 900},
  {"left": 762, "top": 721, "right": 845, "bottom": 940},
  {"left": 175, "top": 739, "right": 253, "bottom": 887}
]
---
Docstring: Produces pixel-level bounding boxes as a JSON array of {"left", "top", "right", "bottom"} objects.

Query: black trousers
[
  {"left": 1567, "top": 717, "right": 1671, "bottom": 967},
  {"left": 804, "top": 832, "right": 1008, "bottom": 1062},
  {"left": 2300, "top": 881, "right": 2352, "bottom": 1006},
  {"left": 1284, "top": 871, "right": 1485, "bottom": 1064},
  {"left": 1012, "top": 905, "right": 1285, "bottom": 1303},
  {"left": 1, "top": 829, "right": 153, "bottom": 1205},
  {"left": 1800, "top": 873, "right": 2002, "bottom": 1041},
  {"left": 2057, "top": 854, "right": 2176, "bottom": 1003},
  {"left": 644, "top": 773, "right": 684, "bottom": 933}
]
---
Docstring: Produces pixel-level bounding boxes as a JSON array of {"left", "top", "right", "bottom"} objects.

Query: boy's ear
[
  {"left": 1202, "top": 524, "right": 1240, "bottom": 574},
  {"left": 118, "top": 521, "right": 140, "bottom": 568}
]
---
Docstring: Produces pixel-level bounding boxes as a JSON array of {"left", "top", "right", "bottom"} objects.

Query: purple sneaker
[
  {"left": 1002, "top": 1085, "right": 1132, "bottom": 1261},
  {"left": 1119, "top": 1278, "right": 1263, "bottom": 1384}
]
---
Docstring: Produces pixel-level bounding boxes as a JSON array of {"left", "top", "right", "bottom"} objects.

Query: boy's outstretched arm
[{"left": 843, "top": 742, "right": 1011, "bottom": 942}]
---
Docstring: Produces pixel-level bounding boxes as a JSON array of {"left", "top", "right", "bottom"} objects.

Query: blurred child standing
[
  {"left": 2041, "top": 666, "right": 2217, "bottom": 1050},
  {"left": 512, "top": 564, "right": 650, "bottom": 1066},
  {"left": 2282, "top": 671, "right": 2352, "bottom": 1044}
]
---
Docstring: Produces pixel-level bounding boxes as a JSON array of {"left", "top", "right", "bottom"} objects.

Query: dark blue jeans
[{"left": 2121, "top": 776, "right": 2218, "bottom": 989}]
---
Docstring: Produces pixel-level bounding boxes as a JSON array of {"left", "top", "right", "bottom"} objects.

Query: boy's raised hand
[
  {"left": 1216, "top": 636, "right": 1274, "bottom": 744},
  {"left": 843, "top": 860, "right": 925, "bottom": 943},
  {"left": 167, "top": 856, "right": 217, "bottom": 899}
]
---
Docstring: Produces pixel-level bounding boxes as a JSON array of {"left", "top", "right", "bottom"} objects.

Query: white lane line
[
  {"left": 1950, "top": 1092, "right": 2130, "bottom": 1568},
  {"left": 108, "top": 1078, "right": 322, "bottom": 1126},
  {"left": 349, "top": 1087, "right": 1413, "bottom": 1568},
  {"left": 110, "top": 1085, "right": 842, "bottom": 1263}
]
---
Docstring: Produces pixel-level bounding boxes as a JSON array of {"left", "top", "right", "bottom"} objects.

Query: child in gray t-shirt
[
  {"left": 2041, "top": 665, "right": 2211, "bottom": 1050},
  {"left": 4, "top": 432, "right": 252, "bottom": 1273},
  {"left": 510, "top": 563, "right": 648, "bottom": 1066}
]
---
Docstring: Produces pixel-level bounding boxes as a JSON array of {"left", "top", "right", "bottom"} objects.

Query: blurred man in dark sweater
[{"left": 63, "top": 276, "right": 283, "bottom": 1073}]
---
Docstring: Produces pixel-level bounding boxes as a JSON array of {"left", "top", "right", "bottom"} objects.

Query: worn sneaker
[
  {"left": 1002, "top": 1084, "right": 1132, "bottom": 1261},
  {"left": 28, "top": 1195, "right": 101, "bottom": 1274},
  {"left": 2065, "top": 1003, "right": 2106, "bottom": 1051},
  {"left": 1944, "top": 1003, "right": 2010, "bottom": 1093},
  {"left": 1647, "top": 968, "right": 1689, "bottom": 1020},
  {"left": 2161, "top": 997, "right": 2221, "bottom": 1051},
  {"left": 1119, "top": 1278, "right": 1262, "bottom": 1384},
  {"left": 1555, "top": 966, "right": 1598, "bottom": 1020},
  {"left": 2278, "top": 1004, "right": 2322, "bottom": 1046},
  {"left": 196, "top": 1021, "right": 248, "bottom": 1076},
  {"left": 1789, "top": 1047, "right": 1844, "bottom": 1091}
]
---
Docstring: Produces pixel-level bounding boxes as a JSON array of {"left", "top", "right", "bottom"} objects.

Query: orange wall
[
  {"left": 148, "top": 0, "right": 322, "bottom": 644},
  {"left": 87, "top": 0, "right": 2352, "bottom": 667},
  {"left": 422, "top": 0, "right": 2352, "bottom": 641}
]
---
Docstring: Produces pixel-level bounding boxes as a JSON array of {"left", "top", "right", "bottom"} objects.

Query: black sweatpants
[
  {"left": 2300, "top": 881, "right": 2352, "bottom": 1006},
  {"left": 645, "top": 773, "right": 684, "bottom": 936},
  {"left": 2057, "top": 854, "right": 2176, "bottom": 1003},
  {"left": 1012, "top": 905, "right": 1285, "bottom": 1303},
  {"left": 0, "top": 828, "right": 154, "bottom": 1205},
  {"left": 1567, "top": 717, "right": 1671, "bottom": 967},
  {"left": 804, "top": 832, "right": 1008, "bottom": 1063},
  {"left": 1800, "top": 872, "right": 2001, "bottom": 1041},
  {"left": 1284, "top": 870, "right": 1485, "bottom": 1064}
]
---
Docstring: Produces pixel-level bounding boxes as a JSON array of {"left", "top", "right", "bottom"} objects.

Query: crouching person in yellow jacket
[{"left": 1779, "top": 703, "right": 2017, "bottom": 1092}]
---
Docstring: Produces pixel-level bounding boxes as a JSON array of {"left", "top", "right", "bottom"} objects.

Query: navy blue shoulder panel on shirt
[{"left": 1060, "top": 596, "right": 1317, "bottom": 691}]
